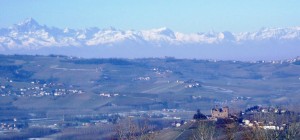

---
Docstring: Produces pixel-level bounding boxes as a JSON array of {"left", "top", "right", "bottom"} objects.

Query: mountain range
[{"left": 0, "top": 18, "right": 300, "bottom": 60}]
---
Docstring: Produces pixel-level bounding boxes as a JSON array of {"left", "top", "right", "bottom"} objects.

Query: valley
[{"left": 0, "top": 54, "right": 300, "bottom": 139}]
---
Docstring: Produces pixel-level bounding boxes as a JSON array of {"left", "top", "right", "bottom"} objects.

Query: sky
[{"left": 1, "top": 0, "right": 300, "bottom": 33}]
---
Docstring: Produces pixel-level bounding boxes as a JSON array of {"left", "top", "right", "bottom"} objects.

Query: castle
[{"left": 211, "top": 106, "right": 229, "bottom": 119}]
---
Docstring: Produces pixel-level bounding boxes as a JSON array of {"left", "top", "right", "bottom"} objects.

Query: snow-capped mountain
[{"left": 0, "top": 18, "right": 300, "bottom": 60}]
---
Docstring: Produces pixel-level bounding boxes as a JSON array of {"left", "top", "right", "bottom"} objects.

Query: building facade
[{"left": 211, "top": 106, "right": 229, "bottom": 119}]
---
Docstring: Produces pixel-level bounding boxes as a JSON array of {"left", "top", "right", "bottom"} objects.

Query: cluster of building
[
  {"left": 134, "top": 76, "right": 151, "bottom": 81},
  {"left": 193, "top": 105, "right": 294, "bottom": 131},
  {"left": 172, "top": 120, "right": 187, "bottom": 127},
  {"left": 230, "top": 96, "right": 251, "bottom": 103},
  {"left": 244, "top": 105, "right": 287, "bottom": 114},
  {"left": 0, "top": 80, "right": 84, "bottom": 97},
  {"left": 182, "top": 79, "right": 201, "bottom": 88},
  {"left": 152, "top": 67, "right": 173, "bottom": 77},
  {"left": 0, "top": 118, "right": 28, "bottom": 132},
  {"left": 1, "top": 122, "right": 19, "bottom": 131},
  {"left": 185, "top": 83, "right": 201, "bottom": 88},
  {"left": 241, "top": 106, "right": 290, "bottom": 130},
  {"left": 242, "top": 119, "right": 285, "bottom": 130},
  {"left": 99, "top": 92, "right": 119, "bottom": 98},
  {"left": 248, "top": 57, "right": 300, "bottom": 64}
]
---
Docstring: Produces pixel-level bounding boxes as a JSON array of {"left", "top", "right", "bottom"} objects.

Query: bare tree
[
  {"left": 114, "top": 120, "right": 126, "bottom": 140},
  {"left": 224, "top": 122, "right": 239, "bottom": 140},
  {"left": 138, "top": 118, "right": 158, "bottom": 140},
  {"left": 191, "top": 121, "right": 215, "bottom": 140},
  {"left": 285, "top": 122, "right": 300, "bottom": 139},
  {"left": 114, "top": 117, "right": 158, "bottom": 140},
  {"left": 241, "top": 124, "right": 287, "bottom": 140}
]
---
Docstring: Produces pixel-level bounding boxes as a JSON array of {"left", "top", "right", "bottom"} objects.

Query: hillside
[{"left": 1, "top": 55, "right": 300, "bottom": 114}]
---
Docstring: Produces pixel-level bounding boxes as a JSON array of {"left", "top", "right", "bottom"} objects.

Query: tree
[
  {"left": 193, "top": 109, "right": 207, "bottom": 120},
  {"left": 191, "top": 121, "right": 215, "bottom": 140},
  {"left": 114, "top": 117, "right": 158, "bottom": 140},
  {"left": 285, "top": 122, "right": 300, "bottom": 139}
]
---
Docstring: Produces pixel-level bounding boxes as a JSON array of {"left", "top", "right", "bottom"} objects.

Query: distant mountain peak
[
  {"left": 0, "top": 18, "right": 300, "bottom": 60},
  {"left": 149, "top": 27, "right": 175, "bottom": 38},
  {"left": 17, "top": 18, "right": 39, "bottom": 26},
  {"left": 14, "top": 18, "right": 42, "bottom": 31}
]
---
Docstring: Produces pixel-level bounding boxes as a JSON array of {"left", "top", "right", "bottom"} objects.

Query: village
[
  {"left": 0, "top": 79, "right": 84, "bottom": 97},
  {"left": 191, "top": 105, "right": 298, "bottom": 131}
]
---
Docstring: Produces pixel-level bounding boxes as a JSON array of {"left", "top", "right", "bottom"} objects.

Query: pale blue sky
[{"left": 1, "top": 0, "right": 300, "bottom": 33}]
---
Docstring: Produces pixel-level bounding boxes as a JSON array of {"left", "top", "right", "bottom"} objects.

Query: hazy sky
[{"left": 1, "top": 0, "right": 300, "bottom": 33}]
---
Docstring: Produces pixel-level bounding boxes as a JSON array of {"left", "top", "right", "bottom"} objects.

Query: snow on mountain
[
  {"left": 12, "top": 18, "right": 43, "bottom": 32},
  {"left": 1, "top": 18, "right": 300, "bottom": 51},
  {"left": 236, "top": 27, "right": 300, "bottom": 41}
]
